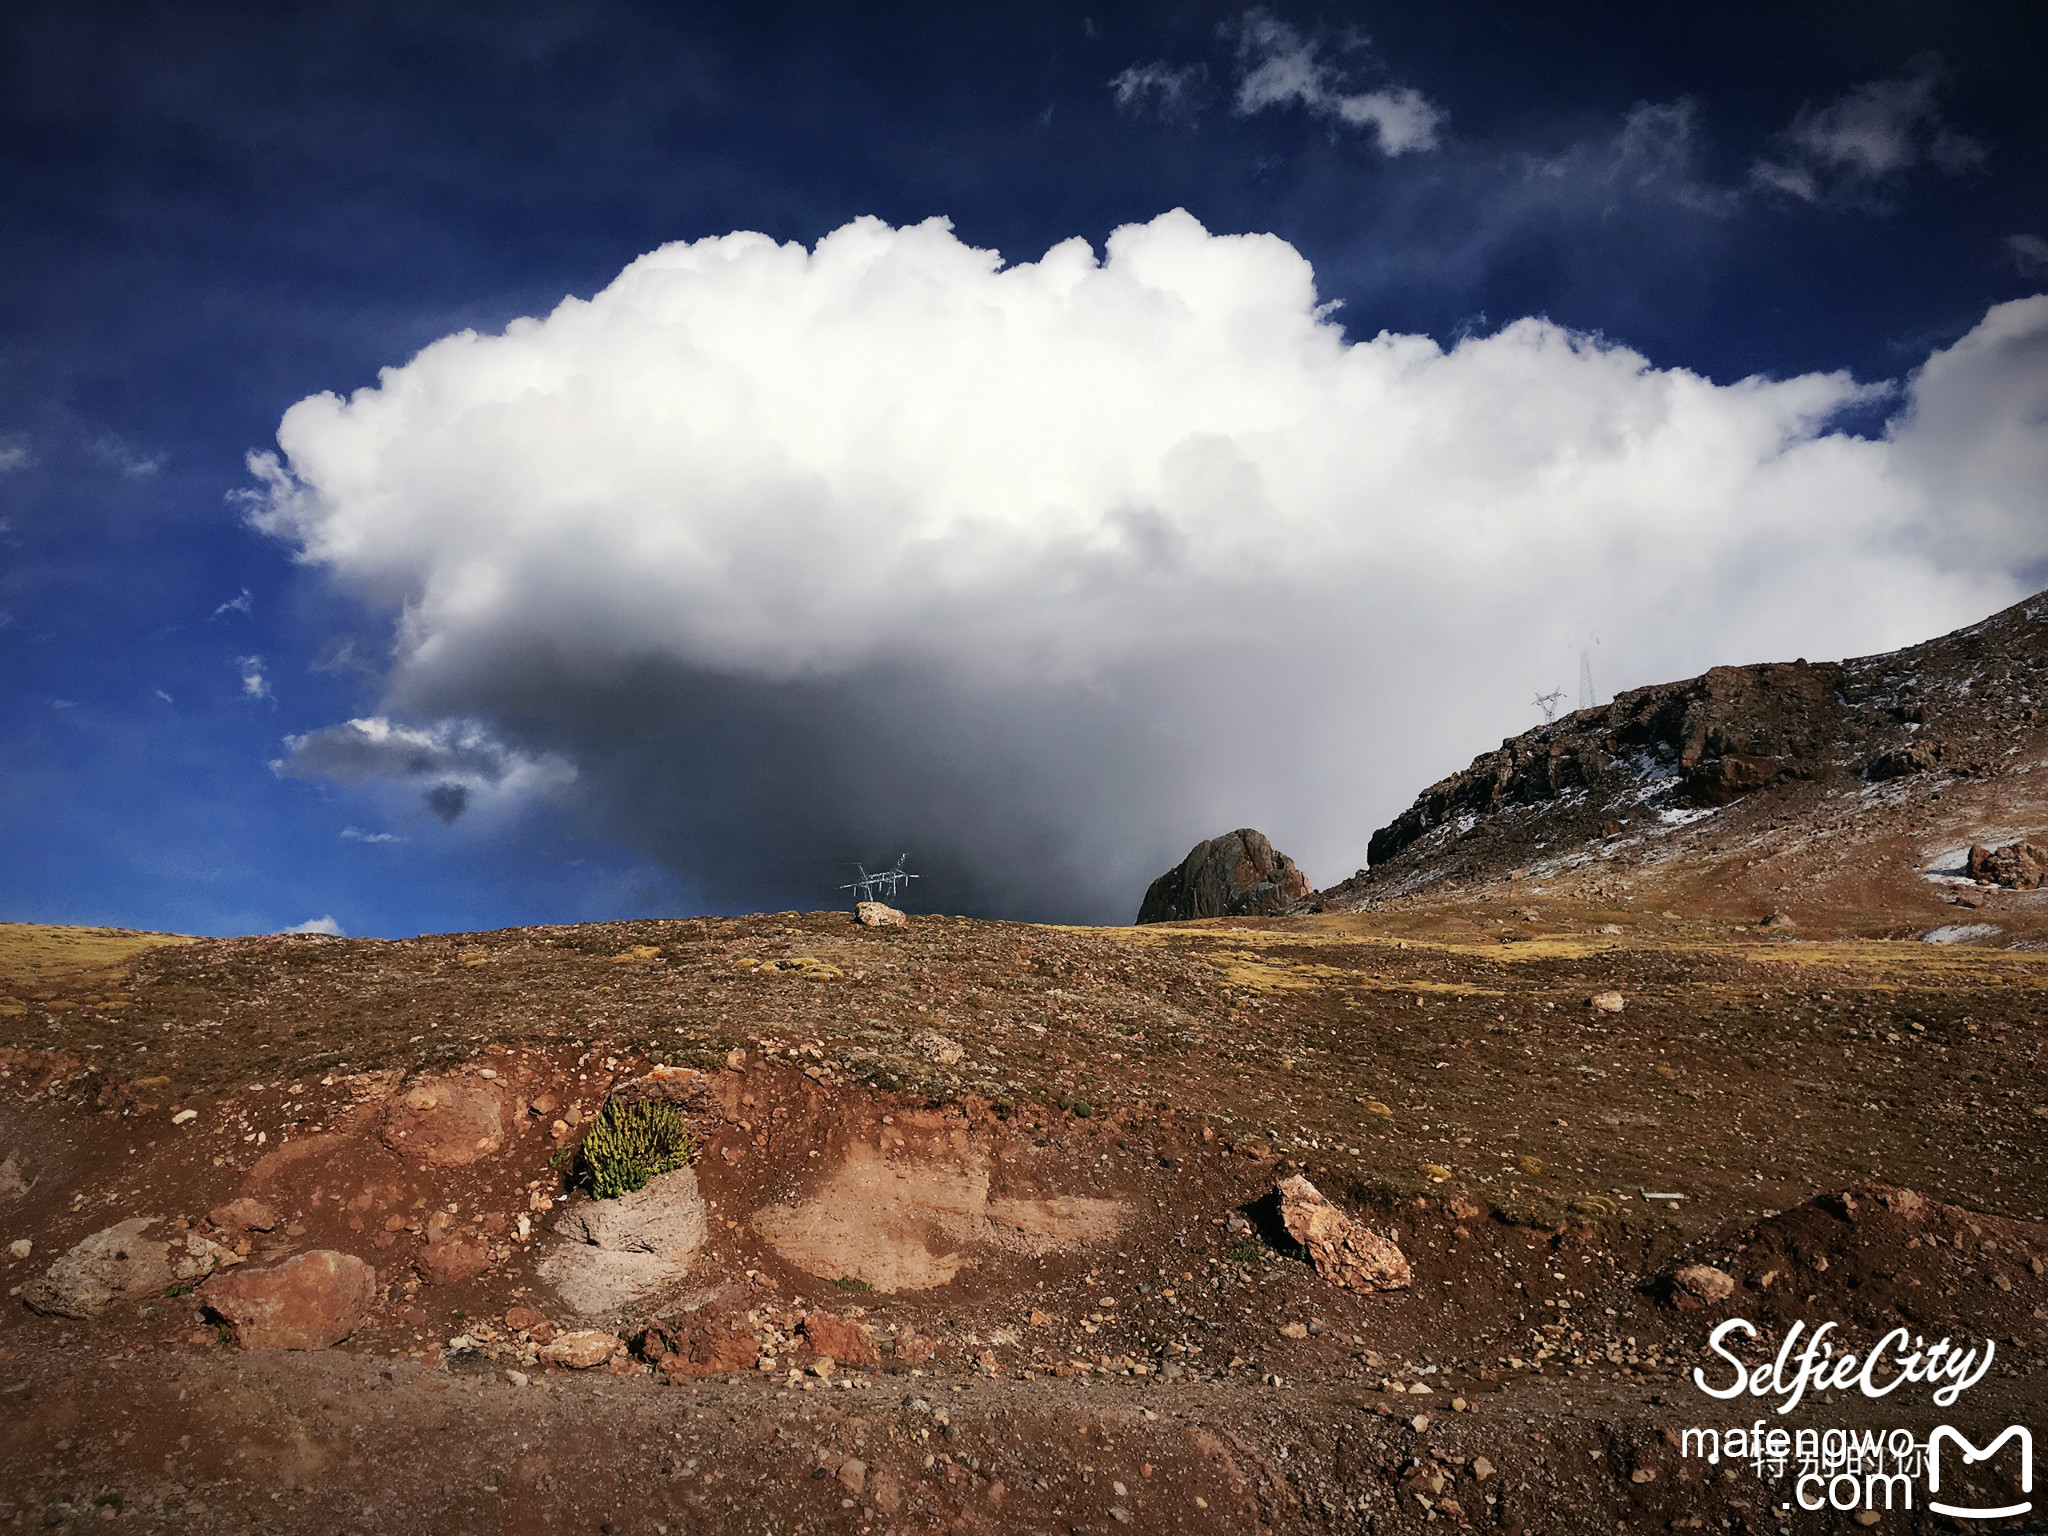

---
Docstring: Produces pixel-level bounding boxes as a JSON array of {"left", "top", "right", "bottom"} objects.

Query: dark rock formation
[
  {"left": 1364, "top": 659, "right": 1846, "bottom": 869},
  {"left": 1970, "top": 840, "right": 2048, "bottom": 890},
  {"left": 1136, "top": 829, "right": 1313, "bottom": 924},
  {"left": 1315, "top": 588, "right": 2048, "bottom": 911}
]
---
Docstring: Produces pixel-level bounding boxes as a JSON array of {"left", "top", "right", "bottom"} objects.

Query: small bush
[{"left": 578, "top": 1098, "right": 696, "bottom": 1199}]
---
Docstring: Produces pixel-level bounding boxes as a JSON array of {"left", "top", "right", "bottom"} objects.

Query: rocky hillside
[{"left": 1319, "top": 589, "right": 2048, "bottom": 941}]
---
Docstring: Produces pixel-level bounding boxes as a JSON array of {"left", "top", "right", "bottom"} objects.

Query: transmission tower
[
  {"left": 1579, "top": 650, "right": 1597, "bottom": 711},
  {"left": 842, "top": 855, "right": 918, "bottom": 905},
  {"left": 1533, "top": 689, "right": 1567, "bottom": 723}
]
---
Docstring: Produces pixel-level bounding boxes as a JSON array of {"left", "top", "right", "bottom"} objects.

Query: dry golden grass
[{"left": 0, "top": 921, "right": 192, "bottom": 1011}]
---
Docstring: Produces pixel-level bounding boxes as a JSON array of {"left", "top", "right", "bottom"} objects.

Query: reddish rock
[
  {"left": 379, "top": 1075, "right": 512, "bottom": 1166},
  {"left": 538, "top": 1330, "right": 620, "bottom": 1369},
  {"left": 505, "top": 1304, "right": 550, "bottom": 1334},
  {"left": 802, "top": 1312, "right": 881, "bottom": 1369},
  {"left": 655, "top": 1329, "right": 760, "bottom": 1378},
  {"left": 836, "top": 1457, "right": 867, "bottom": 1495},
  {"left": 855, "top": 901, "right": 907, "bottom": 929},
  {"left": 415, "top": 1234, "right": 491, "bottom": 1286},
  {"left": 202, "top": 1249, "right": 375, "bottom": 1349},
  {"left": 1670, "top": 1264, "right": 1737, "bottom": 1309},
  {"left": 1275, "top": 1176, "right": 1412, "bottom": 1293},
  {"left": 208, "top": 1197, "right": 278, "bottom": 1234}
]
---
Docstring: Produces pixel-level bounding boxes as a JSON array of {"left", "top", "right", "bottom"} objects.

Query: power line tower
[
  {"left": 1533, "top": 689, "right": 1567, "bottom": 723},
  {"left": 1579, "top": 650, "right": 1597, "bottom": 711},
  {"left": 843, "top": 855, "right": 918, "bottom": 906}
]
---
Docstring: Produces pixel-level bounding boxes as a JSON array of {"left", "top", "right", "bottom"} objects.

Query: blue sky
[{"left": 3, "top": 1, "right": 2045, "bottom": 935}]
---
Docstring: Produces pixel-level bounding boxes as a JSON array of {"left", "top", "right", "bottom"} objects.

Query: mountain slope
[{"left": 1318, "top": 590, "right": 2048, "bottom": 942}]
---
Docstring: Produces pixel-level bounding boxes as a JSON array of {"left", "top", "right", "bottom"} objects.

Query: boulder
[
  {"left": 1136, "top": 828, "right": 1314, "bottom": 924},
  {"left": 415, "top": 1233, "right": 492, "bottom": 1286},
  {"left": 539, "top": 1166, "right": 706, "bottom": 1316},
  {"left": 23, "top": 1218, "right": 231, "bottom": 1319},
  {"left": 208, "top": 1197, "right": 278, "bottom": 1234},
  {"left": 1669, "top": 1264, "right": 1736, "bottom": 1309},
  {"left": 1969, "top": 840, "right": 2048, "bottom": 890},
  {"left": 856, "top": 902, "right": 907, "bottom": 928},
  {"left": 1274, "top": 1176, "right": 1412, "bottom": 1293},
  {"left": 802, "top": 1311, "right": 881, "bottom": 1369},
  {"left": 539, "top": 1330, "right": 621, "bottom": 1369},
  {"left": 652, "top": 1327, "right": 761, "bottom": 1378},
  {"left": 379, "top": 1075, "right": 512, "bottom": 1166},
  {"left": 202, "top": 1249, "right": 375, "bottom": 1348}
]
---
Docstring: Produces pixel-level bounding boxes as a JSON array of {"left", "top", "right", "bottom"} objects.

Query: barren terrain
[
  {"left": 4, "top": 599, "right": 2048, "bottom": 1534},
  {"left": 1, "top": 899, "right": 2043, "bottom": 1535}
]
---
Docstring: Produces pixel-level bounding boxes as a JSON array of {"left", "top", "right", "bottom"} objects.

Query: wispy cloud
[
  {"left": 1231, "top": 10, "right": 1443, "bottom": 154},
  {"left": 155, "top": 688, "right": 173, "bottom": 703},
  {"left": 88, "top": 434, "right": 167, "bottom": 478},
  {"left": 2009, "top": 233, "right": 2048, "bottom": 278},
  {"left": 340, "top": 825, "right": 402, "bottom": 843},
  {"left": 1109, "top": 61, "right": 1207, "bottom": 120},
  {"left": 211, "top": 588, "right": 253, "bottom": 620},
  {"left": 282, "top": 915, "right": 346, "bottom": 936},
  {"left": 1521, "top": 99, "right": 1740, "bottom": 216},
  {"left": 235, "top": 655, "right": 271, "bottom": 699},
  {"left": 1751, "top": 59, "right": 1985, "bottom": 207},
  {"left": 0, "top": 442, "right": 33, "bottom": 474}
]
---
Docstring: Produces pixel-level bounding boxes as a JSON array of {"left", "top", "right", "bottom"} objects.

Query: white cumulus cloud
[
  {"left": 248, "top": 211, "right": 2048, "bottom": 919},
  {"left": 282, "top": 915, "right": 346, "bottom": 936}
]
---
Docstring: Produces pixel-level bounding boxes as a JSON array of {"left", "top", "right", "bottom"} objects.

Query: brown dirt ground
[{"left": 1, "top": 906, "right": 2043, "bottom": 1535}]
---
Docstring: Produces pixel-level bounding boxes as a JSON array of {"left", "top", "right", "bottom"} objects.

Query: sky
[{"left": 2, "top": 0, "right": 2045, "bottom": 935}]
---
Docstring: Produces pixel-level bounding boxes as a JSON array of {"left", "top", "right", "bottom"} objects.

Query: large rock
[
  {"left": 538, "top": 1166, "right": 706, "bottom": 1317},
  {"left": 1274, "top": 1176, "right": 1412, "bottom": 1293},
  {"left": 802, "top": 1311, "right": 881, "bottom": 1369},
  {"left": 201, "top": 1249, "right": 376, "bottom": 1348},
  {"left": 415, "top": 1232, "right": 492, "bottom": 1286},
  {"left": 1970, "top": 840, "right": 2048, "bottom": 890},
  {"left": 1669, "top": 1263, "right": 1737, "bottom": 1309},
  {"left": 538, "top": 1330, "right": 621, "bottom": 1369},
  {"left": 856, "top": 901, "right": 907, "bottom": 928},
  {"left": 379, "top": 1074, "right": 512, "bottom": 1166},
  {"left": 22, "top": 1218, "right": 231, "bottom": 1319},
  {"left": 1136, "top": 829, "right": 1314, "bottom": 924}
]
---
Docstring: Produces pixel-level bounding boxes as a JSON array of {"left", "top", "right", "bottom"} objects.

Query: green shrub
[{"left": 578, "top": 1098, "right": 696, "bottom": 1198}]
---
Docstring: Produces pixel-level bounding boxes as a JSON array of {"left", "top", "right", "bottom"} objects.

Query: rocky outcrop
[
  {"left": 202, "top": 1249, "right": 376, "bottom": 1348},
  {"left": 1274, "top": 1176, "right": 1411, "bottom": 1293},
  {"left": 23, "top": 1218, "right": 231, "bottom": 1318},
  {"left": 538, "top": 1167, "right": 706, "bottom": 1316},
  {"left": 1970, "top": 840, "right": 2048, "bottom": 889},
  {"left": 1136, "top": 829, "right": 1313, "bottom": 924},
  {"left": 1365, "top": 661, "right": 1847, "bottom": 869},
  {"left": 379, "top": 1074, "right": 512, "bottom": 1166},
  {"left": 802, "top": 1311, "right": 882, "bottom": 1368},
  {"left": 856, "top": 901, "right": 907, "bottom": 928}
]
